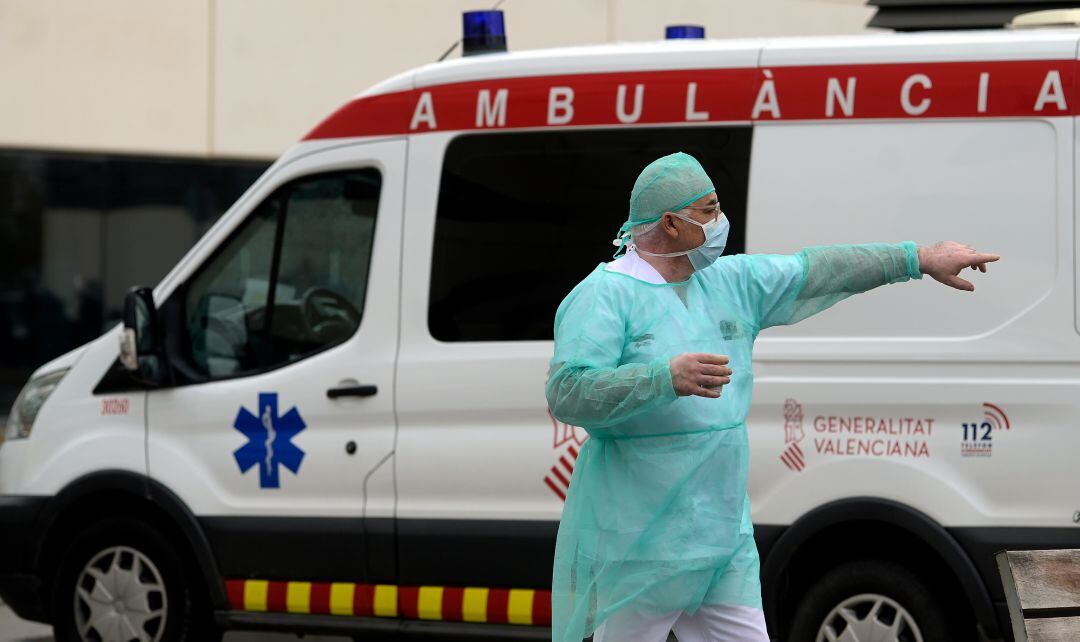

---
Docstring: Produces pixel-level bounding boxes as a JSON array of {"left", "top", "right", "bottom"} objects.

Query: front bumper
[{"left": 0, "top": 495, "right": 50, "bottom": 622}]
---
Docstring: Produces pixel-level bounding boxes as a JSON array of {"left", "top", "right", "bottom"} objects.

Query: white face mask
[{"left": 636, "top": 212, "right": 730, "bottom": 271}]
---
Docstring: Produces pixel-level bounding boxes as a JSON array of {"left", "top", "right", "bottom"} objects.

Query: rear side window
[{"left": 429, "top": 127, "right": 752, "bottom": 342}]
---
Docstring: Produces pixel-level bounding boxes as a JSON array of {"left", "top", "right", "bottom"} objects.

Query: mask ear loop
[
  {"left": 612, "top": 231, "right": 631, "bottom": 258},
  {"left": 612, "top": 215, "right": 666, "bottom": 258},
  {"left": 630, "top": 213, "right": 706, "bottom": 258},
  {"left": 612, "top": 218, "right": 637, "bottom": 258}
]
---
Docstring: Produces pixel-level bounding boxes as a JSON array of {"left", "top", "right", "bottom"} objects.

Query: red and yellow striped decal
[{"left": 225, "top": 580, "right": 552, "bottom": 626}]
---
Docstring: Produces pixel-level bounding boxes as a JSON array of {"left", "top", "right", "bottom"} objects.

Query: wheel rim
[
  {"left": 815, "top": 593, "right": 923, "bottom": 642},
  {"left": 73, "top": 545, "right": 168, "bottom": 642}
]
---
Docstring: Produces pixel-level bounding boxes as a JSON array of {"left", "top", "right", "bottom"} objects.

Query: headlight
[{"left": 5, "top": 368, "right": 69, "bottom": 441}]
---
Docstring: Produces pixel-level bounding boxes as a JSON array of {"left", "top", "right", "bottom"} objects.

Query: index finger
[
  {"left": 693, "top": 353, "right": 730, "bottom": 365},
  {"left": 968, "top": 253, "right": 1000, "bottom": 265}
]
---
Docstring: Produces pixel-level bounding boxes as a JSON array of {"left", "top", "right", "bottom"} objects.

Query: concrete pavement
[
  {"left": 0, "top": 600, "right": 350, "bottom": 642},
  {"left": 0, "top": 602, "right": 50, "bottom": 642}
]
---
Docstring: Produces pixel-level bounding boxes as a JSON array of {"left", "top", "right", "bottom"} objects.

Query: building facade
[{"left": 0, "top": 0, "right": 875, "bottom": 415}]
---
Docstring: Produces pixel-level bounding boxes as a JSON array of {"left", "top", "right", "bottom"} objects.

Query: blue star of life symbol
[{"left": 232, "top": 392, "right": 306, "bottom": 489}]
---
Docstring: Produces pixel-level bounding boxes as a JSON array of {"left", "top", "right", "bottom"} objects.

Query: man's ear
[{"left": 661, "top": 212, "right": 679, "bottom": 237}]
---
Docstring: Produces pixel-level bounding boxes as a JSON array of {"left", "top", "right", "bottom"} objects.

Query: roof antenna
[{"left": 437, "top": 0, "right": 506, "bottom": 62}]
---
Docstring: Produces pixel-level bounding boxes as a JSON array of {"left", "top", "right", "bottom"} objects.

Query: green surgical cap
[{"left": 613, "top": 152, "right": 715, "bottom": 255}]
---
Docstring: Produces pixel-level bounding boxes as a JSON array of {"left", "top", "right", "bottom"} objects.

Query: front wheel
[
  {"left": 51, "top": 516, "right": 220, "bottom": 642},
  {"left": 787, "top": 559, "right": 959, "bottom": 642}
]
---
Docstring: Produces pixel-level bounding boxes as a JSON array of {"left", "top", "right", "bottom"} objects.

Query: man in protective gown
[{"left": 545, "top": 152, "right": 999, "bottom": 642}]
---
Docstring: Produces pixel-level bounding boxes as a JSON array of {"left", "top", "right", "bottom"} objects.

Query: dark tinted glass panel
[
  {"left": 264, "top": 170, "right": 381, "bottom": 367},
  {"left": 184, "top": 197, "right": 280, "bottom": 379},
  {"left": 0, "top": 149, "right": 267, "bottom": 417},
  {"left": 179, "top": 169, "right": 381, "bottom": 382},
  {"left": 429, "top": 127, "right": 753, "bottom": 342}
]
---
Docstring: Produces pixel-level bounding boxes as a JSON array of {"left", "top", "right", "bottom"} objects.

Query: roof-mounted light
[
  {"left": 665, "top": 25, "right": 705, "bottom": 39},
  {"left": 463, "top": 10, "right": 507, "bottom": 56}
]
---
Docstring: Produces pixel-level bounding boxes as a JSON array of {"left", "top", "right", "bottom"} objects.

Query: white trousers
[{"left": 592, "top": 604, "right": 770, "bottom": 642}]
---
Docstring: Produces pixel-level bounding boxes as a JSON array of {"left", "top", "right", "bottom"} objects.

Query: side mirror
[{"left": 120, "top": 286, "right": 166, "bottom": 386}]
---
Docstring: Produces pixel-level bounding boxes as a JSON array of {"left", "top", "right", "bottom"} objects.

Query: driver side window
[{"left": 182, "top": 168, "right": 381, "bottom": 380}]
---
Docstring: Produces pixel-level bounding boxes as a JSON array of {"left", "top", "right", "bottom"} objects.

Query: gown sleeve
[
  {"left": 545, "top": 276, "right": 678, "bottom": 429},
  {"left": 742, "top": 241, "right": 922, "bottom": 329}
]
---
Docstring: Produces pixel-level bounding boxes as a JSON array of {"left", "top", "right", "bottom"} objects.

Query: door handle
[{"left": 326, "top": 384, "right": 378, "bottom": 399}]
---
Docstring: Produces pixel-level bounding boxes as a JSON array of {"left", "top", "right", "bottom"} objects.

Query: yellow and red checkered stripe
[{"left": 225, "top": 580, "right": 552, "bottom": 626}]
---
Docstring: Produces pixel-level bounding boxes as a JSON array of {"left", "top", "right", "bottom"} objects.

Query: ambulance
[{"left": 2, "top": 9, "right": 1078, "bottom": 642}]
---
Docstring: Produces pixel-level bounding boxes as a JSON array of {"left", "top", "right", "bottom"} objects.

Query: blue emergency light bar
[
  {"left": 463, "top": 10, "right": 507, "bottom": 56},
  {"left": 666, "top": 25, "right": 705, "bottom": 39}
]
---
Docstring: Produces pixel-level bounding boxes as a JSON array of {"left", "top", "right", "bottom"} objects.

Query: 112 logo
[{"left": 961, "top": 403, "right": 1010, "bottom": 458}]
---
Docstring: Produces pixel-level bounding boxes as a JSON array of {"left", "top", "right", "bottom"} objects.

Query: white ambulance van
[{"left": 1, "top": 14, "right": 1078, "bottom": 642}]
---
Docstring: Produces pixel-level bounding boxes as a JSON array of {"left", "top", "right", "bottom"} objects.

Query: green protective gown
[{"left": 546, "top": 243, "right": 922, "bottom": 642}]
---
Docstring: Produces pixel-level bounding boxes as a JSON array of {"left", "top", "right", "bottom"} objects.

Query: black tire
[
  {"left": 51, "top": 516, "right": 221, "bottom": 642},
  {"left": 787, "top": 559, "right": 959, "bottom": 642}
]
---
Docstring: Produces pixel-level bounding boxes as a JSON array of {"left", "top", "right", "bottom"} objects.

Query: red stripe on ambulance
[
  {"left": 781, "top": 443, "right": 806, "bottom": 472},
  {"left": 442, "top": 586, "right": 465, "bottom": 621},
  {"left": 304, "top": 59, "right": 1077, "bottom": 140},
  {"left": 544, "top": 474, "right": 567, "bottom": 500},
  {"left": 353, "top": 583, "right": 375, "bottom": 616},
  {"left": 550, "top": 465, "right": 570, "bottom": 487},
  {"left": 558, "top": 454, "right": 575, "bottom": 476}
]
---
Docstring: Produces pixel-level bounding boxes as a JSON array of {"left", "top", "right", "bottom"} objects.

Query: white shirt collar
[{"left": 604, "top": 247, "right": 667, "bottom": 284}]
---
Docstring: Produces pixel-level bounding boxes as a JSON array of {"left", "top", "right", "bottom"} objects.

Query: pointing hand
[
  {"left": 669, "top": 353, "right": 732, "bottom": 399},
  {"left": 918, "top": 241, "right": 1000, "bottom": 292}
]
